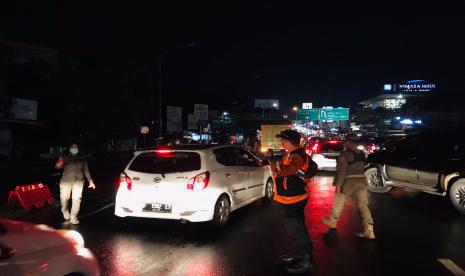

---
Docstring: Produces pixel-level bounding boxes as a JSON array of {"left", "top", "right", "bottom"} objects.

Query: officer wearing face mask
[{"left": 55, "top": 143, "right": 95, "bottom": 224}]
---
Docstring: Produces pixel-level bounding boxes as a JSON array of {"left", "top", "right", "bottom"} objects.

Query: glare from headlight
[
  {"left": 59, "top": 230, "right": 85, "bottom": 248},
  {"left": 35, "top": 224, "right": 54, "bottom": 232}
]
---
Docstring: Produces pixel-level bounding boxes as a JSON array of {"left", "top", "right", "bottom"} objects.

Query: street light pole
[
  {"left": 158, "top": 50, "right": 169, "bottom": 138},
  {"left": 157, "top": 43, "right": 195, "bottom": 138},
  {"left": 292, "top": 106, "right": 299, "bottom": 121}
]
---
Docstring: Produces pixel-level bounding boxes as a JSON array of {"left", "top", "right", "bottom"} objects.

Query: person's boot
[
  {"left": 356, "top": 224, "right": 375, "bottom": 239},
  {"left": 279, "top": 254, "right": 301, "bottom": 264},
  {"left": 321, "top": 217, "right": 337, "bottom": 229},
  {"left": 285, "top": 255, "right": 315, "bottom": 274},
  {"left": 62, "top": 210, "right": 70, "bottom": 220},
  {"left": 70, "top": 216, "right": 80, "bottom": 225}
]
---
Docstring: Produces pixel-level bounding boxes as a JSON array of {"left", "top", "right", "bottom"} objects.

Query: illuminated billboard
[
  {"left": 254, "top": 99, "right": 279, "bottom": 109},
  {"left": 384, "top": 80, "right": 436, "bottom": 93}
]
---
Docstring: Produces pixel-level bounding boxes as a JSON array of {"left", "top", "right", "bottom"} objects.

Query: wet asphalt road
[{"left": 15, "top": 172, "right": 465, "bottom": 276}]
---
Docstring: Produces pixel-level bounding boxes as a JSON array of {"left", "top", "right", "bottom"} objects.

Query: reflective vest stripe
[{"left": 273, "top": 192, "right": 309, "bottom": 204}]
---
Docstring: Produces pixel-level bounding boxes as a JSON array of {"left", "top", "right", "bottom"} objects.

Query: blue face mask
[{"left": 70, "top": 148, "right": 79, "bottom": 155}]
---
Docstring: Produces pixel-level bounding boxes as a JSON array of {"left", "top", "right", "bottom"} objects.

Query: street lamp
[
  {"left": 292, "top": 106, "right": 299, "bottom": 120},
  {"left": 158, "top": 42, "right": 195, "bottom": 138}
]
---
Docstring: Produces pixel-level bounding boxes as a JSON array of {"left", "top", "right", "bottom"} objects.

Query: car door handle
[
  {"left": 225, "top": 173, "right": 231, "bottom": 178},
  {"left": 409, "top": 157, "right": 417, "bottom": 161}
]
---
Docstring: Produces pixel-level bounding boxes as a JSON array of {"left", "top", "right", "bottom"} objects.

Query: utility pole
[{"left": 157, "top": 43, "right": 195, "bottom": 138}]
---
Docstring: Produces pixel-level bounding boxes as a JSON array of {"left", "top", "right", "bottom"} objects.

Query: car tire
[
  {"left": 449, "top": 179, "right": 465, "bottom": 215},
  {"left": 212, "top": 195, "right": 231, "bottom": 228},
  {"left": 263, "top": 178, "right": 274, "bottom": 203},
  {"left": 364, "top": 167, "right": 392, "bottom": 193}
]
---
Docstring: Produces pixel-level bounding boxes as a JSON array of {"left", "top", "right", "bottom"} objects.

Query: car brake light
[
  {"left": 370, "top": 144, "right": 377, "bottom": 152},
  {"left": 329, "top": 140, "right": 339, "bottom": 144},
  {"left": 311, "top": 143, "right": 320, "bottom": 154},
  {"left": 155, "top": 148, "right": 174, "bottom": 154},
  {"left": 118, "top": 173, "right": 132, "bottom": 191},
  {"left": 187, "top": 171, "right": 210, "bottom": 191}
]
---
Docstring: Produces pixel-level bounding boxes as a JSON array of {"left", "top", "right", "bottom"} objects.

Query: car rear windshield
[
  {"left": 321, "top": 141, "right": 344, "bottom": 152},
  {"left": 129, "top": 152, "right": 201, "bottom": 174}
]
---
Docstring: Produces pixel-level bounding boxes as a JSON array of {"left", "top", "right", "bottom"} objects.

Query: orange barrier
[{"left": 7, "top": 183, "right": 54, "bottom": 211}]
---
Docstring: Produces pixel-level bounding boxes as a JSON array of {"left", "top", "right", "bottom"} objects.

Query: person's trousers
[
  {"left": 330, "top": 178, "right": 374, "bottom": 225},
  {"left": 282, "top": 198, "right": 313, "bottom": 257},
  {"left": 60, "top": 180, "right": 84, "bottom": 217}
]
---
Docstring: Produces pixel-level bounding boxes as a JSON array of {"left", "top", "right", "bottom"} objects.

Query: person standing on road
[
  {"left": 267, "top": 129, "right": 315, "bottom": 273},
  {"left": 321, "top": 134, "right": 375, "bottom": 239},
  {"left": 55, "top": 143, "right": 96, "bottom": 225}
]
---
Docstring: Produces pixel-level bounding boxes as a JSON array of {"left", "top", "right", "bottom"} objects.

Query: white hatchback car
[
  {"left": 0, "top": 219, "right": 99, "bottom": 276},
  {"left": 114, "top": 145, "right": 273, "bottom": 227},
  {"left": 307, "top": 139, "right": 344, "bottom": 171}
]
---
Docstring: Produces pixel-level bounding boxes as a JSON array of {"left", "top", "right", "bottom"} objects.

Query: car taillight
[
  {"left": 311, "top": 143, "right": 320, "bottom": 154},
  {"left": 329, "top": 140, "right": 339, "bottom": 144},
  {"left": 118, "top": 173, "right": 132, "bottom": 191},
  {"left": 187, "top": 171, "right": 210, "bottom": 191}
]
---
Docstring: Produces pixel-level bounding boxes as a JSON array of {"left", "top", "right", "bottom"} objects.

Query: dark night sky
[{"left": 2, "top": 2, "right": 465, "bottom": 111}]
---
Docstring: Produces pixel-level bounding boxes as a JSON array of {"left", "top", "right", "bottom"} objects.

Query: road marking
[
  {"left": 438, "top": 258, "right": 465, "bottom": 276},
  {"left": 78, "top": 202, "right": 115, "bottom": 219}
]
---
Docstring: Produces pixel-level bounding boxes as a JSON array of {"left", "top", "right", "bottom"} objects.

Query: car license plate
[{"left": 142, "top": 203, "right": 172, "bottom": 213}]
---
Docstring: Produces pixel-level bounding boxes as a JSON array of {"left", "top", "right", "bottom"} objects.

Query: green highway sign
[
  {"left": 319, "top": 108, "right": 349, "bottom": 120},
  {"left": 296, "top": 109, "right": 319, "bottom": 120}
]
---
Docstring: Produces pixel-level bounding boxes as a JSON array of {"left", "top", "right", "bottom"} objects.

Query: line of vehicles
[{"left": 115, "top": 125, "right": 465, "bottom": 229}]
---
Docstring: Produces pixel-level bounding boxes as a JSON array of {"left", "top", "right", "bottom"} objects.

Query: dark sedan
[{"left": 364, "top": 130, "right": 465, "bottom": 214}]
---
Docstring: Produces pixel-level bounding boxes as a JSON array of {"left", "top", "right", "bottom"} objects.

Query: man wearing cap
[
  {"left": 322, "top": 134, "right": 375, "bottom": 239},
  {"left": 267, "top": 129, "right": 315, "bottom": 273}
]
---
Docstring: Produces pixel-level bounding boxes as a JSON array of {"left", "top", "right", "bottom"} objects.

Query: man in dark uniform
[
  {"left": 267, "top": 129, "right": 315, "bottom": 273},
  {"left": 321, "top": 134, "right": 375, "bottom": 239},
  {"left": 55, "top": 143, "right": 95, "bottom": 225}
]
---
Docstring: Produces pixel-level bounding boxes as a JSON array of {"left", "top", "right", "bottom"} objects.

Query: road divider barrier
[{"left": 7, "top": 183, "right": 54, "bottom": 211}]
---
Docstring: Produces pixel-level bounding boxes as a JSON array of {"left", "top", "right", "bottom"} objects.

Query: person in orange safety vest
[{"left": 266, "top": 129, "right": 315, "bottom": 274}]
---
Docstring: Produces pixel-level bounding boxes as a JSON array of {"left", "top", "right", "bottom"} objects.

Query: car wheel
[
  {"left": 212, "top": 195, "right": 231, "bottom": 227},
  {"left": 449, "top": 179, "right": 465, "bottom": 215},
  {"left": 263, "top": 178, "right": 274, "bottom": 203},
  {"left": 364, "top": 167, "right": 392, "bottom": 193}
]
